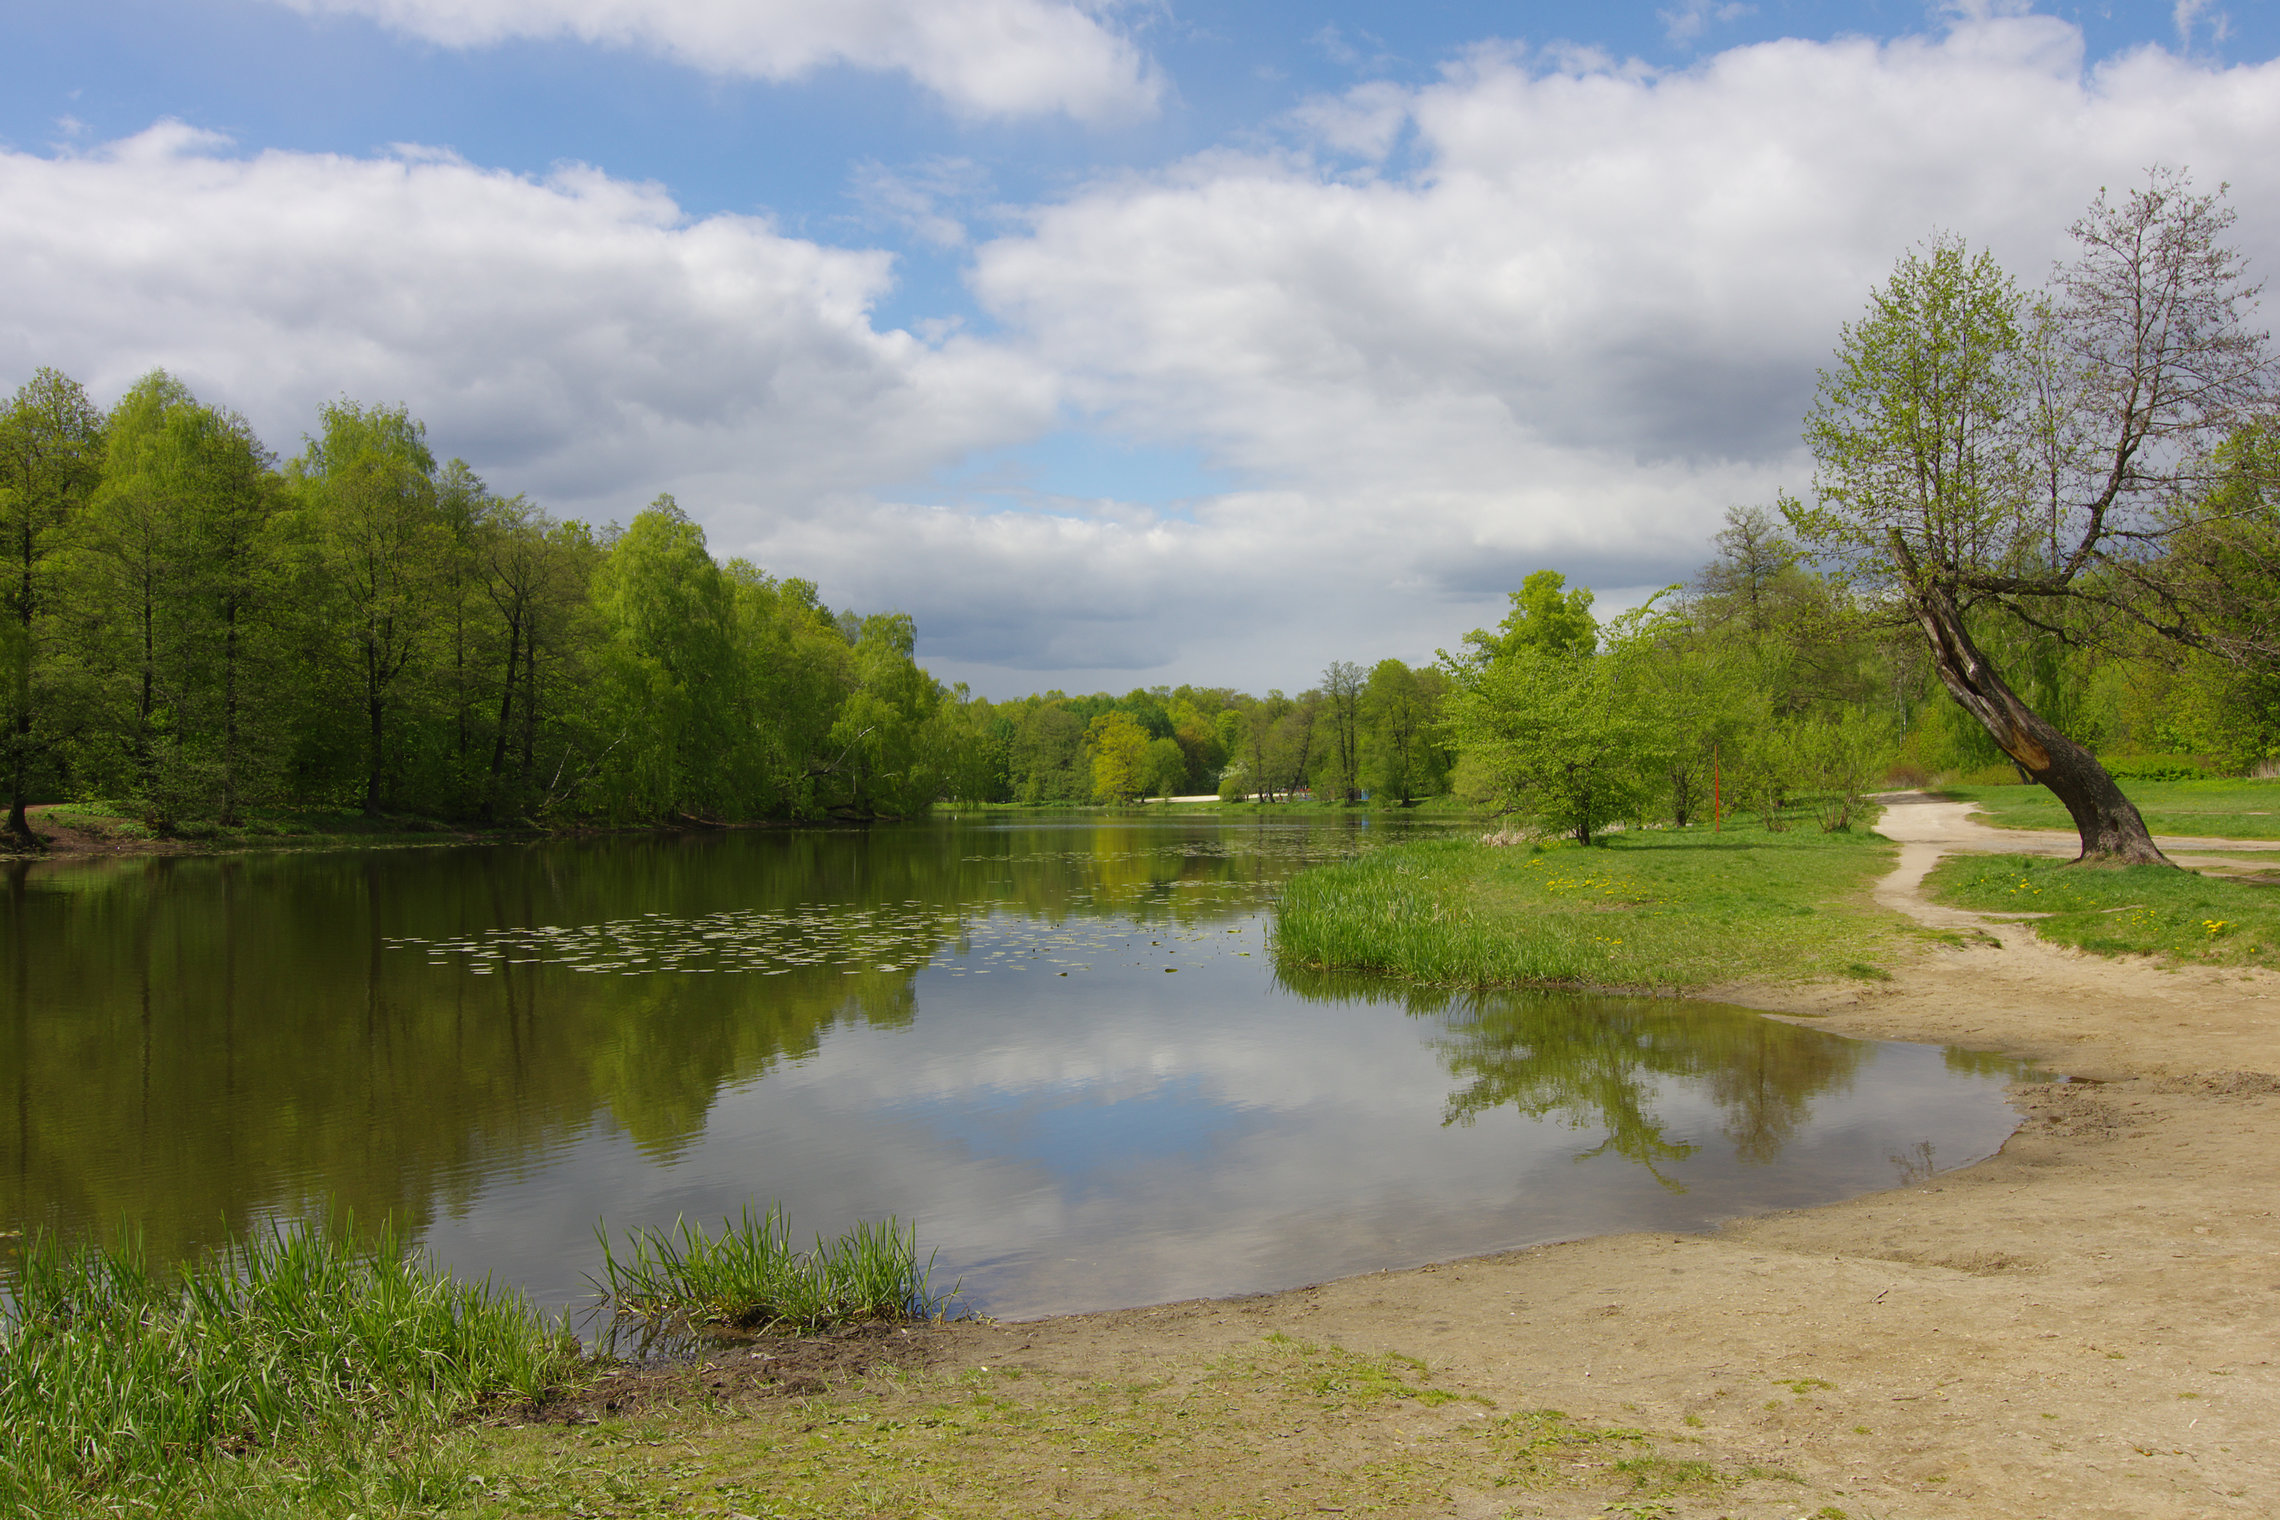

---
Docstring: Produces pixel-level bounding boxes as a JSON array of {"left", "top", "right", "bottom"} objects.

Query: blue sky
[{"left": 4, "top": 2, "right": 2277, "bottom": 692}]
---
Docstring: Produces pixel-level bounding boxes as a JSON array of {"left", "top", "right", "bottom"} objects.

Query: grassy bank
[
  {"left": 1274, "top": 824, "right": 1911, "bottom": 990},
  {"left": 1940, "top": 777, "right": 2280, "bottom": 839},
  {"left": 0, "top": 1222, "right": 574, "bottom": 1519},
  {"left": 1924, "top": 853, "right": 2280, "bottom": 968},
  {"left": 1, "top": 1210, "right": 951, "bottom": 1518}
]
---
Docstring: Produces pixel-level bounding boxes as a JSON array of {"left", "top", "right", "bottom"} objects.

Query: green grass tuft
[
  {"left": 592, "top": 1204, "right": 957, "bottom": 1330},
  {"left": 0, "top": 1219, "right": 578, "bottom": 1519}
]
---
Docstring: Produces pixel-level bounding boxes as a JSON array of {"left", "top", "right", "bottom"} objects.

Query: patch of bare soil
[
  {"left": 862, "top": 798, "right": 2278, "bottom": 1517},
  {"left": 1, "top": 806, "right": 190, "bottom": 859},
  {"left": 504, "top": 1323, "right": 945, "bottom": 1428}
]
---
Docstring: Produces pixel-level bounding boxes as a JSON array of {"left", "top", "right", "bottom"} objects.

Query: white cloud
[
  {"left": 9, "top": 16, "right": 2280, "bottom": 696},
  {"left": 847, "top": 156, "right": 994, "bottom": 249},
  {"left": 1660, "top": 1, "right": 1755, "bottom": 47},
  {"left": 270, "top": 0, "right": 1162, "bottom": 122},
  {"left": 0, "top": 123, "right": 1055, "bottom": 516},
  {"left": 934, "top": 15, "right": 2280, "bottom": 688}
]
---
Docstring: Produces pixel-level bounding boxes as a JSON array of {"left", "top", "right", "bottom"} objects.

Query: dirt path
[{"left": 875, "top": 798, "right": 2280, "bottom": 1517}]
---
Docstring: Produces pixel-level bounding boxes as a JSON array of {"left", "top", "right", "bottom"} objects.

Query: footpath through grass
[
  {"left": 1925, "top": 853, "right": 2280, "bottom": 969},
  {"left": 1941, "top": 776, "right": 2280, "bottom": 840},
  {"left": 1274, "top": 823, "right": 1911, "bottom": 990}
]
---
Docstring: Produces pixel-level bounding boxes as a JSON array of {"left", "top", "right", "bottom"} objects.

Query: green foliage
[
  {"left": 591, "top": 1204, "right": 954, "bottom": 1330},
  {"left": 1442, "top": 640, "right": 1656, "bottom": 845},
  {"left": 1468, "top": 568, "right": 1599, "bottom": 659},
  {"left": 1085, "top": 709, "right": 1151, "bottom": 802},
  {"left": 0, "top": 368, "right": 960, "bottom": 832},
  {"left": 0, "top": 1219, "right": 576, "bottom": 1518},
  {"left": 1360, "top": 657, "right": 1451, "bottom": 804},
  {"left": 1925, "top": 853, "right": 2280, "bottom": 967}
]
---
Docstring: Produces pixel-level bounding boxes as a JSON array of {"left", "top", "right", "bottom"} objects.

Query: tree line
[
  {"left": 0, "top": 373, "right": 954, "bottom": 841},
  {"left": 935, "top": 660, "right": 1456, "bottom": 808}
]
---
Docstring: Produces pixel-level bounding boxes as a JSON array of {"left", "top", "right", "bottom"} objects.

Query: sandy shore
[{"left": 905, "top": 795, "right": 2280, "bottom": 1517}]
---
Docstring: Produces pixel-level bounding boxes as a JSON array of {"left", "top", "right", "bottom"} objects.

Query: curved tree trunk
[{"left": 1914, "top": 585, "right": 2167, "bottom": 865}]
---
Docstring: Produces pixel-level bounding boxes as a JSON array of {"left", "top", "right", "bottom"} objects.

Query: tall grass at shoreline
[
  {"left": 0, "top": 1221, "right": 574, "bottom": 1518},
  {"left": 593, "top": 1205, "right": 956, "bottom": 1329},
  {"left": 1, "top": 1206, "right": 952, "bottom": 1516},
  {"left": 1274, "top": 828, "right": 1910, "bottom": 990}
]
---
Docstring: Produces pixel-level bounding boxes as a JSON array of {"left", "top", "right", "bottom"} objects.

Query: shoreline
[{"left": 515, "top": 797, "right": 2279, "bottom": 1517}]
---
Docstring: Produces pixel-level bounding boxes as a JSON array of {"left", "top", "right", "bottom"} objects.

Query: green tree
[
  {"left": 1086, "top": 710, "right": 1150, "bottom": 803},
  {"left": 1442, "top": 596, "right": 1659, "bottom": 846},
  {"left": 1358, "top": 658, "right": 1448, "bottom": 804},
  {"left": 1467, "top": 569, "right": 1598, "bottom": 661},
  {"left": 73, "top": 374, "right": 281, "bottom": 825},
  {"left": 0, "top": 369, "right": 106, "bottom": 843},
  {"left": 588, "top": 497, "right": 744, "bottom": 820},
  {"left": 1316, "top": 660, "right": 1364, "bottom": 802},
  {"left": 825, "top": 613, "right": 944, "bottom": 818},
  {"left": 293, "top": 400, "right": 448, "bottom": 815},
  {"left": 1793, "top": 173, "right": 2270, "bottom": 863}
]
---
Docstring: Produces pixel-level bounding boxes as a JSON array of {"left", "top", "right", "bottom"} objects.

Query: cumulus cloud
[
  {"left": 269, "top": 0, "right": 1162, "bottom": 122},
  {"left": 10, "top": 16, "right": 2280, "bottom": 695},
  {"left": 936, "top": 14, "right": 2280, "bottom": 687},
  {"left": 0, "top": 123, "right": 1054, "bottom": 516}
]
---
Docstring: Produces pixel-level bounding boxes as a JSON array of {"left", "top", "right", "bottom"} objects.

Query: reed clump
[
  {"left": 0, "top": 1220, "right": 577, "bottom": 1519},
  {"left": 592, "top": 1204, "right": 957, "bottom": 1330}
]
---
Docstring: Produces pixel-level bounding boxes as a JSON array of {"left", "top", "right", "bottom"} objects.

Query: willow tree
[{"left": 1791, "top": 171, "right": 2270, "bottom": 863}]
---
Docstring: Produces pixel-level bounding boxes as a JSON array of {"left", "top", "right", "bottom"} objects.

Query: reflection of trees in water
[
  {"left": 1275, "top": 970, "right": 1868, "bottom": 1187},
  {"left": 1438, "top": 996, "right": 1866, "bottom": 1185},
  {"left": 0, "top": 815, "right": 1406, "bottom": 1270},
  {"left": 0, "top": 846, "right": 932, "bottom": 1266}
]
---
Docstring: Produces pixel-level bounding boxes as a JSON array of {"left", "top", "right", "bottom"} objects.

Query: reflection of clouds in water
[{"left": 419, "top": 950, "right": 2028, "bottom": 1320}]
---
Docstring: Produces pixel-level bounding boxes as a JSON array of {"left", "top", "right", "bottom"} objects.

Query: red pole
[{"left": 1712, "top": 742, "right": 1721, "bottom": 832}]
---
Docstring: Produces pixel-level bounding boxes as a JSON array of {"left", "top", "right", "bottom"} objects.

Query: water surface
[{"left": 1, "top": 816, "right": 2027, "bottom": 1318}]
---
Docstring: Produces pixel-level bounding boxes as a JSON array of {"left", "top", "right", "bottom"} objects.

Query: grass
[
  {"left": 0, "top": 1206, "right": 958, "bottom": 1518},
  {"left": 1273, "top": 822, "right": 1914, "bottom": 990},
  {"left": 1939, "top": 776, "right": 2280, "bottom": 840},
  {"left": 0, "top": 1220, "right": 577, "bottom": 1520},
  {"left": 473, "top": 1335, "right": 1798, "bottom": 1519},
  {"left": 591, "top": 1205, "right": 956, "bottom": 1330},
  {"left": 1924, "top": 853, "right": 2280, "bottom": 968}
]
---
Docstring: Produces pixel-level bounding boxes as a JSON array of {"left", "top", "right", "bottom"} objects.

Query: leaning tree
[{"left": 1789, "top": 170, "right": 2272, "bottom": 863}]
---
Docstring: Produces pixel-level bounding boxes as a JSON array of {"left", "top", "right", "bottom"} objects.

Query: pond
[{"left": 0, "top": 815, "right": 2030, "bottom": 1320}]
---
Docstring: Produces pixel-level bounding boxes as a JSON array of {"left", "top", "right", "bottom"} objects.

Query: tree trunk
[
  {"left": 486, "top": 618, "right": 521, "bottom": 820},
  {"left": 1913, "top": 584, "right": 2167, "bottom": 865},
  {"left": 219, "top": 599, "right": 240, "bottom": 827}
]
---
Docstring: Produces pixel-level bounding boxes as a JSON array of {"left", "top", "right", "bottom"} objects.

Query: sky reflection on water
[{"left": 2, "top": 818, "right": 2028, "bottom": 1318}]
